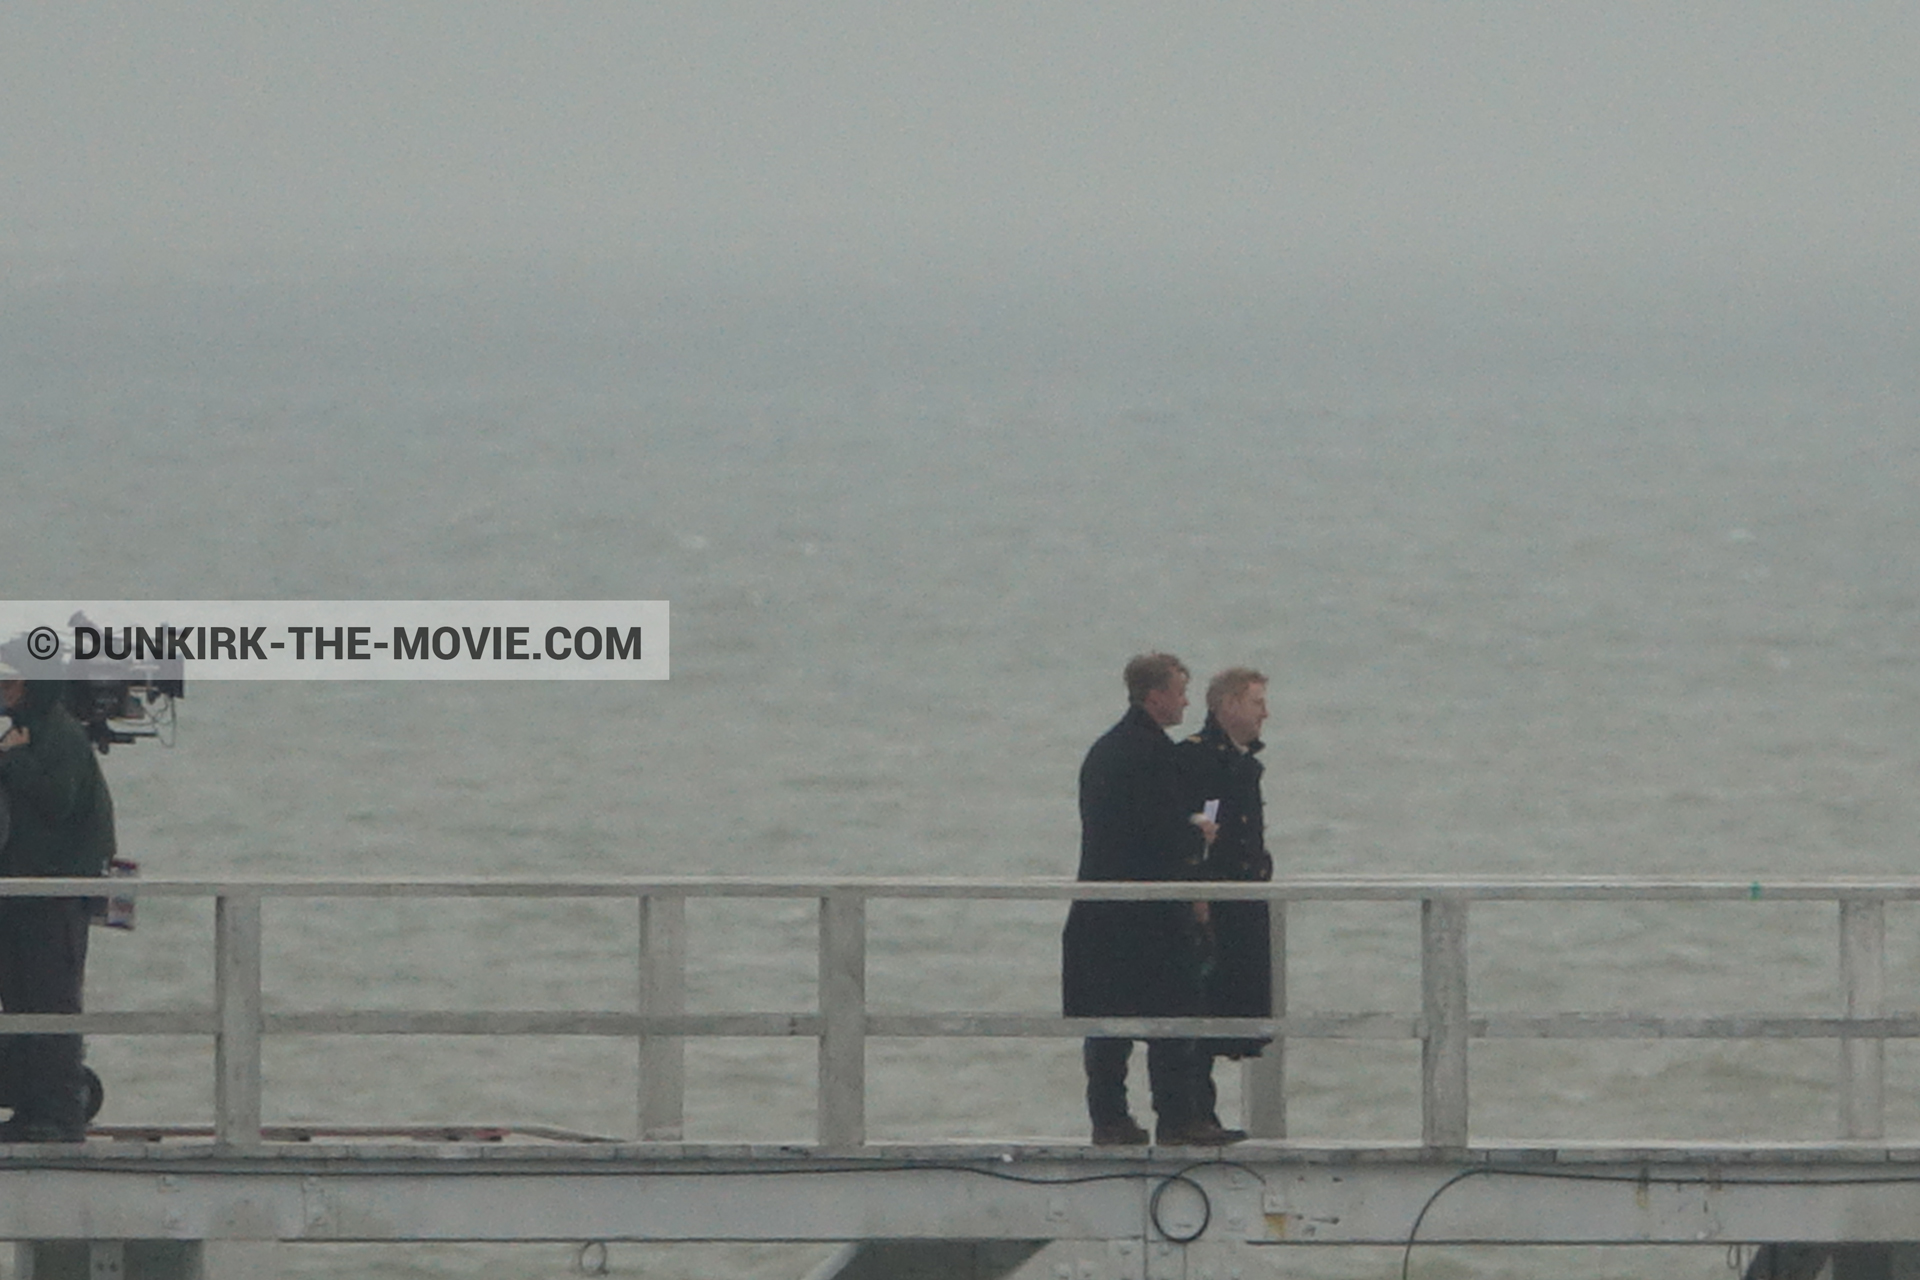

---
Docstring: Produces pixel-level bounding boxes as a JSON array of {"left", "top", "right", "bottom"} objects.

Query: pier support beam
[
  {"left": 802, "top": 1240, "right": 1046, "bottom": 1280},
  {"left": 1244, "top": 903, "right": 1287, "bottom": 1139},
  {"left": 1839, "top": 899, "right": 1886, "bottom": 1140},
  {"left": 16, "top": 1240, "right": 203, "bottom": 1279},
  {"left": 818, "top": 893, "right": 867, "bottom": 1149},
  {"left": 213, "top": 893, "right": 263, "bottom": 1152},
  {"left": 1745, "top": 1244, "right": 1920, "bottom": 1280},
  {"left": 639, "top": 892, "right": 687, "bottom": 1140},
  {"left": 1421, "top": 897, "right": 1469, "bottom": 1151}
]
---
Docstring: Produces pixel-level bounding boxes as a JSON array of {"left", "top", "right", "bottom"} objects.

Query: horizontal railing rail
[
  {"left": 13, "top": 872, "right": 1920, "bottom": 898},
  {"left": 0, "top": 875, "right": 1906, "bottom": 1150}
]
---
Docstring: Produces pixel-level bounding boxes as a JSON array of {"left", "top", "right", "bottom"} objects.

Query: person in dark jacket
[
  {"left": 0, "top": 672, "right": 116, "bottom": 1142},
  {"left": 1064, "top": 652, "right": 1236, "bottom": 1146},
  {"left": 1177, "top": 667, "right": 1274, "bottom": 1134}
]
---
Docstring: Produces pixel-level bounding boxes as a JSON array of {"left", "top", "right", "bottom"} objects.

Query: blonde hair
[{"left": 1205, "top": 667, "right": 1268, "bottom": 712}]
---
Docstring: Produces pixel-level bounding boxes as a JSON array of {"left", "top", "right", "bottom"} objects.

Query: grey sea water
[{"left": 2, "top": 261, "right": 1918, "bottom": 1277}]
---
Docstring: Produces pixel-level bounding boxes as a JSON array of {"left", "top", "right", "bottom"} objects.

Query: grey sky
[{"left": 4, "top": 3, "right": 1915, "bottom": 278}]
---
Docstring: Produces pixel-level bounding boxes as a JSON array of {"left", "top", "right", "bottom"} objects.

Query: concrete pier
[
  {"left": 11, "top": 1140, "right": 1920, "bottom": 1276},
  {"left": 5, "top": 873, "right": 1920, "bottom": 1276}
]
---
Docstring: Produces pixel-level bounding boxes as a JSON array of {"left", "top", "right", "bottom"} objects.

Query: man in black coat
[
  {"left": 1177, "top": 667, "right": 1274, "bottom": 1135},
  {"left": 0, "top": 671, "right": 117, "bottom": 1142},
  {"left": 1064, "top": 652, "right": 1234, "bottom": 1146}
]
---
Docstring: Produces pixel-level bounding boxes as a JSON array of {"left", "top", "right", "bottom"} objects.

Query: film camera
[
  {"left": 0, "top": 615, "right": 183, "bottom": 754},
  {"left": 62, "top": 661, "right": 183, "bottom": 754}
]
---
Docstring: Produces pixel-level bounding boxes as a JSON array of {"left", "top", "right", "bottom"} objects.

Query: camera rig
[
  {"left": 63, "top": 663, "right": 182, "bottom": 753},
  {"left": 1, "top": 618, "right": 183, "bottom": 755}
]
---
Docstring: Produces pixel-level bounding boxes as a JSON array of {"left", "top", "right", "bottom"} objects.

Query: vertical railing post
[
  {"left": 638, "top": 892, "right": 688, "bottom": 1141},
  {"left": 214, "top": 890, "right": 264, "bottom": 1150},
  {"left": 817, "top": 891, "right": 867, "bottom": 1149},
  {"left": 1421, "top": 896, "right": 1470, "bottom": 1151},
  {"left": 1839, "top": 898, "right": 1886, "bottom": 1140},
  {"left": 1245, "top": 899, "right": 1288, "bottom": 1138}
]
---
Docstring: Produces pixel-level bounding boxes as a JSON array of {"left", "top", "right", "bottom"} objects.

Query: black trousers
[
  {"left": 1083, "top": 1037, "right": 1199, "bottom": 1127},
  {"left": 0, "top": 898, "right": 91, "bottom": 1128}
]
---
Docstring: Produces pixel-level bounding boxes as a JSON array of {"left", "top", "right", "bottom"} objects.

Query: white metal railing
[{"left": 0, "top": 875, "right": 1912, "bottom": 1151}]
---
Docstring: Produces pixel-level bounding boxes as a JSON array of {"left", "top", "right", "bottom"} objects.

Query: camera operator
[{"left": 0, "top": 665, "right": 116, "bottom": 1142}]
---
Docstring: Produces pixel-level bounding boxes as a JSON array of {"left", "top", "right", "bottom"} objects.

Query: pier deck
[
  {"left": 13, "top": 1138, "right": 1920, "bottom": 1248},
  {"left": 6, "top": 875, "right": 1920, "bottom": 1275}
]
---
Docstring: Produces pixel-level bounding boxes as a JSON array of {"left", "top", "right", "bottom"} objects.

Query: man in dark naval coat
[
  {"left": 1064, "top": 652, "right": 1230, "bottom": 1146},
  {"left": 0, "top": 670, "right": 117, "bottom": 1142},
  {"left": 1177, "top": 667, "right": 1273, "bottom": 1134}
]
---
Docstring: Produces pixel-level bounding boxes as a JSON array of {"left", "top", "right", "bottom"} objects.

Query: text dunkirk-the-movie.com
[{"left": 0, "top": 602, "right": 669, "bottom": 681}]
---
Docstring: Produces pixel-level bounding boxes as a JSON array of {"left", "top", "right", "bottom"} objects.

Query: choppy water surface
[{"left": 2, "top": 269, "right": 1917, "bottom": 1277}]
